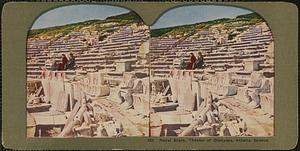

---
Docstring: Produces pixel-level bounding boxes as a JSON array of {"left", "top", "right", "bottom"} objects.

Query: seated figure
[
  {"left": 194, "top": 52, "right": 204, "bottom": 69},
  {"left": 67, "top": 53, "right": 76, "bottom": 70},
  {"left": 50, "top": 60, "right": 58, "bottom": 71},
  {"left": 58, "top": 54, "right": 68, "bottom": 70}
]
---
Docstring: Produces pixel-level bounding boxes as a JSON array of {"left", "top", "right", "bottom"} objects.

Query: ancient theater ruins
[
  {"left": 148, "top": 6, "right": 274, "bottom": 137},
  {"left": 26, "top": 6, "right": 151, "bottom": 137},
  {"left": 26, "top": 5, "right": 274, "bottom": 138}
]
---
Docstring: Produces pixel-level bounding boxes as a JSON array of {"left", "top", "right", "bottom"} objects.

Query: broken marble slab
[
  {"left": 51, "top": 91, "right": 69, "bottom": 112},
  {"left": 107, "top": 87, "right": 123, "bottom": 104},
  {"left": 160, "top": 112, "right": 193, "bottom": 125},
  {"left": 235, "top": 86, "right": 252, "bottom": 103},
  {"left": 177, "top": 77, "right": 196, "bottom": 111},
  {"left": 168, "top": 78, "right": 178, "bottom": 102},
  {"left": 255, "top": 79, "right": 271, "bottom": 94},
  {"left": 40, "top": 79, "right": 50, "bottom": 103},
  {"left": 248, "top": 91, "right": 261, "bottom": 109},
  {"left": 222, "top": 85, "right": 238, "bottom": 96},
  {"left": 94, "top": 86, "right": 110, "bottom": 97},
  {"left": 244, "top": 59, "right": 265, "bottom": 71},
  {"left": 132, "top": 93, "right": 149, "bottom": 116},
  {"left": 49, "top": 80, "right": 65, "bottom": 106},
  {"left": 192, "top": 81, "right": 201, "bottom": 110},
  {"left": 74, "top": 125, "right": 94, "bottom": 137},
  {"left": 260, "top": 93, "right": 274, "bottom": 115},
  {"left": 64, "top": 82, "right": 76, "bottom": 111},
  {"left": 195, "top": 122, "right": 218, "bottom": 136},
  {"left": 73, "top": 82, "right": 84, "bottom": 103},
  {"left": 247, "top": 72, "right": 263, "bottom": 88}
]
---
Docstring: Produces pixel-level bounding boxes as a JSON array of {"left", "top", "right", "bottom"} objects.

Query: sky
[
  {"left": 32, "top": 4, "right": 253, "bottom": 30},
  {"left": 151, "top": 5, "right": 253, "bottom": 29},
  {"left": 31, "top": 5, "right": 130, "bottom": 29}
]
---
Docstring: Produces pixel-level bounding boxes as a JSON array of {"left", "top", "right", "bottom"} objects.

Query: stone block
[
  {"left": 107, "top": 87, "right": 123, "bottom": 104},
  {"left": 132, "top": 94, "right": 149, "bottom": 116},
  {"left": 151, "top": 103, "right": 178, "bottom": 112},
  {"left": 115, "top": 60, "right": 132, "bottom": 72},
  {"left": 160, "top": 113, "right": 193, "bottom": 125},
  {"left": 223, "top": 85, "right": 238, "bottom": 96},
  {"left": 64, "top": 82, "right": 76, "bottom": 110},
  {"left": 94, "top": 86, "right": 110, "bottom": 97},
  {"left": 244, "top": 59, "right": 264, "bottom": 71},
  {"left": 257, "top": 79, "right": 271, "bottom": 94},
  {"left": 260, "top": 94, "right": 274, "bottom": 115},
  {"left": 235, "top": 87, "right": 251, "bottom": 103},
  {"left": 74, "top": 126, "right": 93, "bottom": 137},
  {"left": 53, "top": 91, "right": 69, "bottom": 112},
  {"left": 247, "top": 72, "right": 263, "bottom": 88},
  {"left": 177, "top": 78, "right": 195, "bottom": 111}
]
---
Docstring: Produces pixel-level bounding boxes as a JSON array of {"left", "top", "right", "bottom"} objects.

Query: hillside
[
  {"left": 28, "top": 11, "right": 143, "bottom": 38},
  {"left": 151, "top": 13, "right": 264, "bottom": 37}
]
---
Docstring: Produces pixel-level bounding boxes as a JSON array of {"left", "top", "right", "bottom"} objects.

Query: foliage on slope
[
  {"left": 151, "top": 13, "right": 264, "bottom": 37},
  {"left": 28, "top": 11, "right": 143, "bottom": 38}
]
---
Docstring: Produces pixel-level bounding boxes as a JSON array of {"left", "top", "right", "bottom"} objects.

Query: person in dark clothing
[
  {"left": 194, "top": 52, "right": 204, "bottom": 69},
  {"left": 67, "top": 53, "right": 76, "bottom": 70},
  {"left": 58, "top": 54, "right": 68, "bottom": 70},
  {"left": 179, "top": 54, "right": 186, "bottom": 70},
  {"left": 50, "top": 60, "right": 58, "bottom": 71},
  {"left": 186, "top": 53, "right": 196, "bottom": 70}
]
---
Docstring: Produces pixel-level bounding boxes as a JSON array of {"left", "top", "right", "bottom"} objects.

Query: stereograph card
[{"left": 1, "top": 1, "right": 298, "bottom": 150}]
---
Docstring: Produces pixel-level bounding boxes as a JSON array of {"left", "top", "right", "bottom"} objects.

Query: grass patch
[
  {"left": 151, "top": 13, "right": 263, "bottom": 37},
  {"left": 28, "top": 11, "right": 143, "bottom": 38}
]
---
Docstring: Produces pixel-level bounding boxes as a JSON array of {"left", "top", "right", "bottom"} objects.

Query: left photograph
[{"left": 26, "top": 4, "right": 151, "bottom": 137}]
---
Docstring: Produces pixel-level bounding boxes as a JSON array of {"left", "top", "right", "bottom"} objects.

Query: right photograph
[{"left": 149, "top": 5, "right": 274, "bottom": 137}]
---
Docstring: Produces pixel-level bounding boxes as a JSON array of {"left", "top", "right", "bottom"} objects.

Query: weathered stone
[
  {"left": 195, "top": 123, "right": 218, "bottom": 136},
  {"left": 115, "top": 60, "right": 132, "bottom": 72},
  {"left": 256, "top": 79, "right": 271, "bottom": 93},
  {"left": 51, "top": 91, "right": 69, "bottom": 112},
  {"left": 160, "top": 112, "right": 193, "bottom": 125},
  {"left": 192, "top": 81, "right": 201, "bottom": 110},
  {"left": 96, "top": 125, "right": 109, "bottom": 137},
  {"left": 235, "top": 87, "right": 252, "bottom": 103},
  {"left": 220, "top": 125, "right": 231, "bottom": 136},
  {"left": 95, "top": 86, "right": 110, "bottom": 97},
  {"left": 244, "top": 59, "right": 264, "bottom": 71},
  {"left": 248, "top": 91, "right": 261, "bottom": 109},
  {"left": 27, "top": 112, "right": 36, "bottom": 137},
  {"left": 168, "top": 78, "right": 178, "bottom": 102},
  {"left": 132, "top": 94, "right": 149, "bottom": 116},
  {"left": 74, "top": 125, "right": 93, "bottom": 137},
  {"left": 108, "top": 87, "right": 123, "bottom": 104},
  {"left": 247, "top": 72, "right": 263, "bottom": 88},
  {"left": 260, "top": 93, "right": 274, "bottom": 115},
  {"left": 223, "top": 85, "right": 238, "bottom": 96}
]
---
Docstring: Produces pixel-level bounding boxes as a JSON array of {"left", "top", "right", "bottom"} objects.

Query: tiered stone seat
[
  {"left": 27, "top": 24, "right": 149, "bottom": 78},
  {"left": 150, "top": 23, "right": 273, "bottom": 76}
]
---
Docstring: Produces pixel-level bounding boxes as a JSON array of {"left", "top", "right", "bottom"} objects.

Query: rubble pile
[
  {"left": 26, "top": 70, "right": 149, "bottom": 137},
  {"left": 59, "top": 96, "right": 97, "bottom": 137},
  {"left": 149, "top": 68, "right": 273, "bottom": 136},
  {"left": 27, "top": 80, "right": 51, "bottom": 113}
]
